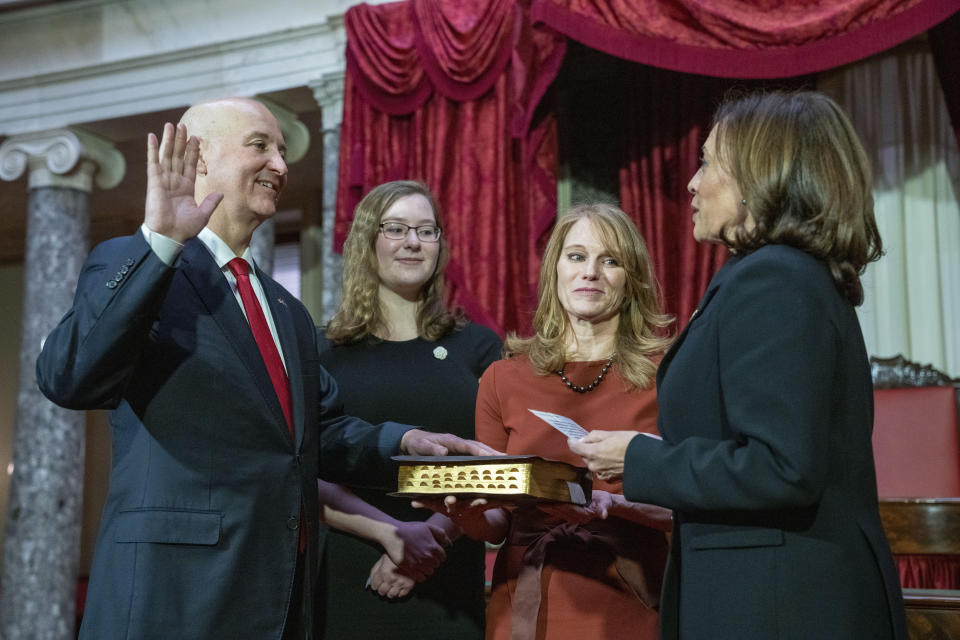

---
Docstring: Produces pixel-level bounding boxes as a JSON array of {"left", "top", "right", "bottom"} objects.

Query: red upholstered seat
[
  {"left": 873, "top": 386, "right": 960, "bottom": 498},
  {"left": 872, "top": 368, "right": 960, "bottom": 591}
]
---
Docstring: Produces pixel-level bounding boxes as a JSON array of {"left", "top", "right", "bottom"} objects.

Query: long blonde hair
[
  {"left": 325, "top": 180, "right": 459, "bottom": 343},
  {"left": 505, "top": 203, "right": 672, "bottom": 389}
]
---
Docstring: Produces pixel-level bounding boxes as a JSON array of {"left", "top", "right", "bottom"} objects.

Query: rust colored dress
[{"left": 475, "top": 355, "right": 666, "bottom": 640}]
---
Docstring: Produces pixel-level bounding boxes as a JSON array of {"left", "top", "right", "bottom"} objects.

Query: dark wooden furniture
[
  {"left": 879, "top": 498, "right": 960, "bottom": 555},
  {"left": 903, "top": 589, "right": 960, "bottom": 640},
  {"left": 879, "top": 498, "right": 960, "bottom": 638},
  {"left": 871, "top": 354, "right": 958, "bottom": 390},
  {"left": 870, "top": 354, "right": 960, "bottom": 635}
]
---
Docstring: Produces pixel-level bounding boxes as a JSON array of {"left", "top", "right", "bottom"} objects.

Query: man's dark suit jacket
[
  {"left": 37, "top": 232, "right": 410, "bottom": 640},
  {"left": 623, "top": 245, "right": 907, "bottom": 640}
]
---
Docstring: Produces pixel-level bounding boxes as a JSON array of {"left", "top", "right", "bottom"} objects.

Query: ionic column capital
[
  {"left": 0, "top": 128, "right": 125, "bottom": 192},
  {"left": 257, "top": 97, "right": 310, "bottom": 165},
  {"left": 309, "top": 71, "right": 345, "bottom": 130}
]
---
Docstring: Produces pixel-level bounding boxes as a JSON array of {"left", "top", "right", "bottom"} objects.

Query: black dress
[{"left": 317, "top": 322, "right": 502, "bottom": 640}]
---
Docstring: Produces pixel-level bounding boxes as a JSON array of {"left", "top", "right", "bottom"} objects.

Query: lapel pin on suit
[{"left": 277, "top": 297, "right": 286, "bottom": 306}]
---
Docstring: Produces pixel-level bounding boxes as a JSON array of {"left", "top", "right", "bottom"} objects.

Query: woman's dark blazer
[{"left": 622, "top": 244, "right": 907, "bottom": 640}]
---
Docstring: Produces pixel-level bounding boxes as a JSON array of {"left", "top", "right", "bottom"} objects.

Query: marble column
[
  {"left": 250, "top": 216, "right": 277, "bottom": 276},
  {"left": 0, "top": 129, "right": 124, "bottom": 640},
  {"left": 310, "top": 72, "right": 345, "bottom": 325}
]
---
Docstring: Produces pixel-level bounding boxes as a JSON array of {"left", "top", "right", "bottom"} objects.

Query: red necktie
[
  {"left": 227, "top": 258, "right": 294, "bottom": 438},
  {"left": 228, "top": 258, "right": 305, "bottom": 553}
]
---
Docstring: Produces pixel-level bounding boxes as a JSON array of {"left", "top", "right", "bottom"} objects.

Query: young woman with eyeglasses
[{"left": 315, "top": 180, "right": 501, "bottom": 640}]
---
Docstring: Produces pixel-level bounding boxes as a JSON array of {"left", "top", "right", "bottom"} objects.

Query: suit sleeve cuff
[
  {"left": 377, "top": 421, "right": 415, "bottom": 458},
  {"left": 622, "top": 432, "right": 662, "bottom": 503},
  {"left": 141, "top": 224, "right": 183, "bottom": 266}
]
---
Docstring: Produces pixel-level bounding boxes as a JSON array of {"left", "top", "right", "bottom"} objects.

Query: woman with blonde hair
[
  {"left": 430, "top": 203, "right": 673, "bottom": 640},
  {"left": 317, "top": 180, "right": 501, "bottom": 639}
]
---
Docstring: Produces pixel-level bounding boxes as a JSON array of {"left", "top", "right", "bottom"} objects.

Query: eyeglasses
[{"left": 379, "top": 222, "right": 442, "bottom": 243}]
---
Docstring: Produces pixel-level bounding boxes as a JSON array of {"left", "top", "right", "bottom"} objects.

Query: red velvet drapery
[
  {"left": 897, "top": 554, "right": 960, "bottom": 589},
  {"left": 338, "top": 0, "right": 958, "bottom": 336},
  {"left": 531, "top": 0, "right": 959, "bottom": 77},
  {"left": 616, "top": 69, "right": 735, "bottom": 325},
  {"left": 615, "top": 68, "right": 814, "bottom": 324},
  {"left": 336, "top": 0, "right": 565, "bottom": 335},
  {"left": 530, "top": 0, "right": 958, "bottom": 326}
]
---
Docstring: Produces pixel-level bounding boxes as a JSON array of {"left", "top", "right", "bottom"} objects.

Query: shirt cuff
[{"left": 140, "top": 224, "right": 183, "bottom": 266}]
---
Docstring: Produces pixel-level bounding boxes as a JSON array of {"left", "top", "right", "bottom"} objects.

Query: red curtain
[
  {"left": 616, "top": 69, "right": 734, "bottom": 326},
  {"left": 336, "top": 0, "right": 565, "bottom": 336},
  {"left": 615, "top": 68, "right": 815, "bottom": 324},
  {"left": 338, "top": 0, "right": 958, "bottom": 335},
  {"left": 531, "top": 0, "right": 959, "bottom": 77},
  {"left": 530, "top": 0, "right": 958, "bottom": 326},
  {"left": 897, "top": 555, "right": 960, "bottom": 589}
]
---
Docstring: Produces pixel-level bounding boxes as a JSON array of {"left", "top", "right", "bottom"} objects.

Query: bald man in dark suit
[{"left": 37, "top": 98, "right": 490, "bottom": 640}]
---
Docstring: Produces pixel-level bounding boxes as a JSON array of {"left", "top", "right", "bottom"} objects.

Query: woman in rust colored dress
[{"left": 430, "top": 203, "right": 673, "bottom": 640}]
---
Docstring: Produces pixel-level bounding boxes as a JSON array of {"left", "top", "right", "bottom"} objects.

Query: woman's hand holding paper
[{"left": 568, "top": 430, "right": 642, "bottom": 481}]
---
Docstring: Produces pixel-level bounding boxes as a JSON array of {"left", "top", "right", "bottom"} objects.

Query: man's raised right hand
[{"left": 144, "top": 122, "right": 223, "bottom": 243}]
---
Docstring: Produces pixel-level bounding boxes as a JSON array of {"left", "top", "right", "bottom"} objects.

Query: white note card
[{"left": 529, "top": 409, "right": 589, "bottom": 440}]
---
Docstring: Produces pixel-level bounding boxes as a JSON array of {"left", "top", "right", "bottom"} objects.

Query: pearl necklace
[{"left": 556, "top": 355, "right": 615, "bottom": 393}]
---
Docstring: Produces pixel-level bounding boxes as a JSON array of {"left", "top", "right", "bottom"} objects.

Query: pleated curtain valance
[
  {"left": 336, "top": 0, "right": 960, "bottom": 336},
  {"left": 531, "top": 0, "right": 959, "bottom": 78},
  {"left": 337, "top": 0, "right": 566, "bottom": 334}
]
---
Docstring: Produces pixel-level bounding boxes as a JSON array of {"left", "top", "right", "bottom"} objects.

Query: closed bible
[{"left": 391, "top": 455, "right": 592, "bottom": 505}]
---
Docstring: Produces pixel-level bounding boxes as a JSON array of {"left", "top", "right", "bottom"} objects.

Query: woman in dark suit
[{"left": 570, "top": 91, "right": 908, "bottom": 639}]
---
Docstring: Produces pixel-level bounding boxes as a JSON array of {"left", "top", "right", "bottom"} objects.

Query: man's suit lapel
[
  {"left": 179, "top": 240, "right": 292, "bottom": 442},
  {"left": 258, "top": 268, "right": 305, "bottom": 447}
]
